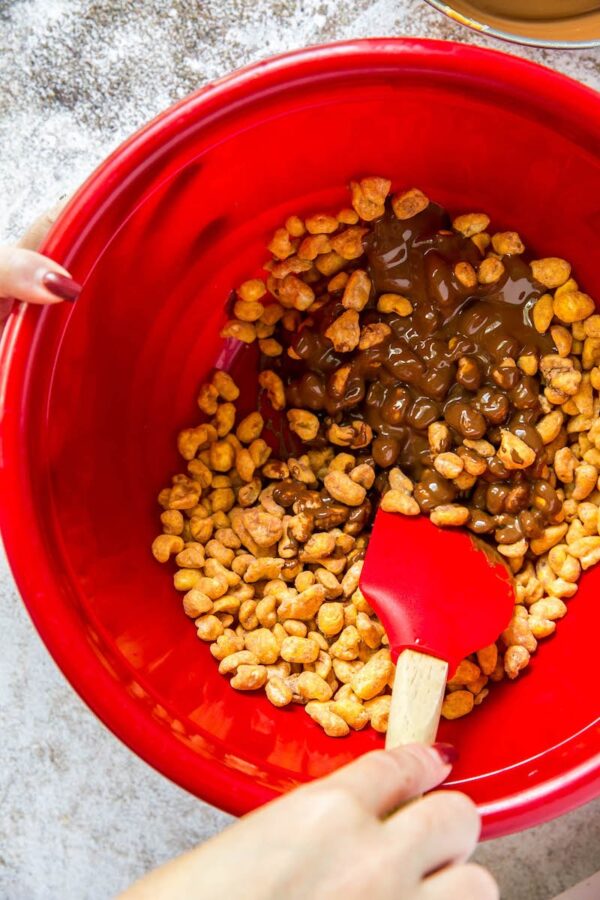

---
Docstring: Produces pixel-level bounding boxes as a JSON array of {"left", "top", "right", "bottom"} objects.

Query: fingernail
[
  {"left": 431, "top": 743, "right": 459, "bottom": 767},
  {"left": 43, "top": 271, "right": 81, "bottom": 302}
]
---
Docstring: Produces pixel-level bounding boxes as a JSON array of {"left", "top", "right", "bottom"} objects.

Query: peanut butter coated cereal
[{"left": 153, "top": 177, "right": 600, "bottom": 737}]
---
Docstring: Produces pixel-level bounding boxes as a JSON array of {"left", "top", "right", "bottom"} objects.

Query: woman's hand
[
  {"left": 121, "top": 744, "right": 498, "bottom": 900},
  {"left": 0, "top": 199, "right": 80, "bottom": 322}
]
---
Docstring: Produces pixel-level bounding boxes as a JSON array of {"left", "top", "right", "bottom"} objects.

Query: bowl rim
[
  {"left": 424, "top": 0, "right": 600, "bottom": 49},
  {"left": 1, "top": 37, "right": 599, "bottom": 838}
]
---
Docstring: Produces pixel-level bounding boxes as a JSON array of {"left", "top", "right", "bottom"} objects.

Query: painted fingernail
[
  {"left": 42, "top": 271, "right": 81, "bottom": 302},
  {"left": 432, "top": 743, "right": 458, "bottom": 766}
]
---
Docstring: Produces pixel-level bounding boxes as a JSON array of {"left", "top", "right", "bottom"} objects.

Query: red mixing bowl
[{"left": 1, "top": 39, "right": 599, "bottom": 839}]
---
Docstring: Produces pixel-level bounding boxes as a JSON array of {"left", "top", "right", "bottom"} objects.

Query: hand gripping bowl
[{"left": 1, "top": 39, "right": 599, "bottom": 839}]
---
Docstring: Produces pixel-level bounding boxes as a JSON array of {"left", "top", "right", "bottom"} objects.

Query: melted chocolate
[{"left": 271, "top": 198, "right": 558, "bottom": 530}]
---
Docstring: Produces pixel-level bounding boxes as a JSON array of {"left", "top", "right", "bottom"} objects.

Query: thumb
[
  {"left": 16, "top": 196, "right": 69, "bottom": 252},
  {"left": 316, "top": 743, "right": 457, "bottom": 819},
  {"left": 0, "top": 246, "right": 81, "bottom": 305}
]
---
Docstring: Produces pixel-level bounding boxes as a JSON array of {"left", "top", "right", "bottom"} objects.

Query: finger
[
  {"left": 386, "top": 790, "right": 481, "bottom": 878},
  {"left": 0, "top": 246, "right": 80, "bottom": 305},
  {"left": 0, "top": 297, "right": 14, "bottom": 330},
  {"left": 17, "top": 196, "right": 69, "bottom": 251},
  {"left": 420, "top": 862, "right": 499, "bottom": 900},
  {"left": 316, "top": 743, "right": 456, "bottom": 818}
]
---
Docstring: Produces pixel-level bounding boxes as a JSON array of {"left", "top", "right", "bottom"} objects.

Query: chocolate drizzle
[{"left": 271, "top": 198, "right": 558, "bottom": 534}]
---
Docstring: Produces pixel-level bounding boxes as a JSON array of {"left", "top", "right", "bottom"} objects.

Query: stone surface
[{"left": 1, "top": 2, "right": 600, "bottom": 898}]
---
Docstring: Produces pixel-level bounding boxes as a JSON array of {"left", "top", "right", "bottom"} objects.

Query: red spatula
[{"left": 360, "top": 511, "right": 515, "bottom": 749}]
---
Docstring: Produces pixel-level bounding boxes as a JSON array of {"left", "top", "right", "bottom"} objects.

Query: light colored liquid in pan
[
  {"left": 472, "top": 0, "right": 599, "bottom": 20},
  {"left": 444, "top": 0, "right": 600, "bottom": 40}
]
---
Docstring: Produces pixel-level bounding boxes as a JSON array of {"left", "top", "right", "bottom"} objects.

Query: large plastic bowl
[{"left": 1, "top": 39, "right": 599, "bottom": 839}]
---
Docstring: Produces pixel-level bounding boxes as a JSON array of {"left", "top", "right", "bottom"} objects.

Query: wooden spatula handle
[{"left": 386, "top": 649, "right": 449, "bottom": 749}]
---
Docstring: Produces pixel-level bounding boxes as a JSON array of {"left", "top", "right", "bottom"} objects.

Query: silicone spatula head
[{"left": 360, "top": 510, "right": 515, "bottom": 676}]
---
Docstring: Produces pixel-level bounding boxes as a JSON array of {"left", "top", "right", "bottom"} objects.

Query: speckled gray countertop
[{"left": 1, "top": 2, "right": 600, "bottom": 898}]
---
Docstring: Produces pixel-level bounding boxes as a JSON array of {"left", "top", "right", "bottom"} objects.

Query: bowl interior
[{"left": 4, "top": 41, "right": 600, "bottom": 837}]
